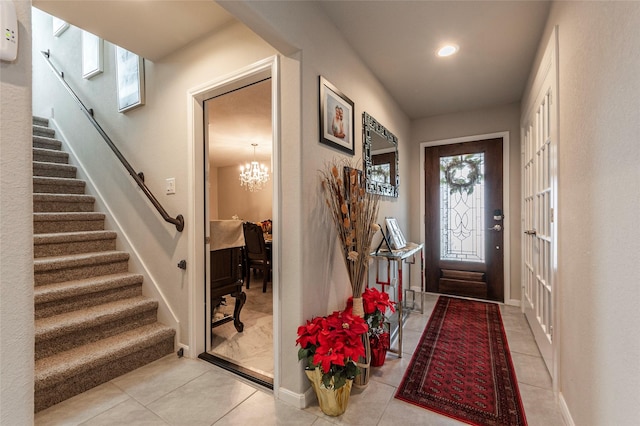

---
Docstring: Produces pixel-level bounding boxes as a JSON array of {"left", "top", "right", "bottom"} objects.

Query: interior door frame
[
  {"left": 419, "top": 131, "right": 513, "bottom": 305},
  {"left": 186, "top": 56, "right": 281, "bottom": 393}
]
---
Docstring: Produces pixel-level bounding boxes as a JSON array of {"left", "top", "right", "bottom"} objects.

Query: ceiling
[
  {"left": 33, "top": 0, "right": 552, "bottom": 164},
  {"left": 319, "top": 0, "right": 551, "bottom": 119},
  {"left": 32, "top": 1, "right": 236, "bottom": 62},
  {"left": 206, "top": 80, "right": 272, "bottom": 168}
]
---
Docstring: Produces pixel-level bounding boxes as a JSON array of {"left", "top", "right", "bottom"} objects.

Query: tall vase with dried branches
[{"left": 321, "top": 159, "right": 380, "bottom": 386}]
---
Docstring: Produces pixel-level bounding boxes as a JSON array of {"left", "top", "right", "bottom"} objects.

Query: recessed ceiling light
[{"left": 437, "top": 44, "right": 459, "bottom": 57}]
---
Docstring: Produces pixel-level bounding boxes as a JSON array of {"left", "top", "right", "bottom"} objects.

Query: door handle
[
  {"left": 524, "top": 229, "right": 537, "bottom": 236},
  {"left": 488, "top": 224, "right": 502, "bottom": 232}
]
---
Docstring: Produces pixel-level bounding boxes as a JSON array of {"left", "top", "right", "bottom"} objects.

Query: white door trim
[
  {"left": 419, "top": 131, "right": 513, "bottom": 304},
  {"left": 186, "top": 55, "right": 281, "bottom": 394}
]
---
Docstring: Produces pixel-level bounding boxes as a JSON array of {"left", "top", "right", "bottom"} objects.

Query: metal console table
[{"left": 370, "top": 242, "right": 424, "bottom": 357}]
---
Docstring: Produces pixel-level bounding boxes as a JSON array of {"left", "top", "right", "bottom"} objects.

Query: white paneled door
[{"left": 521, "top": 28, "right": 558, "bottom": 379}]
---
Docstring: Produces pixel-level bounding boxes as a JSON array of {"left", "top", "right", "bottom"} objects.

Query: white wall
[
  {"left": 32, "top": 9, "right": 278, "bottom": 346},
  {"left": 0, "top": 1, "right": 34, "bottom": 422},
  {"left": 411, "top": 103, "right": 522, "bottom": 301},
  {"left": 212, "top": 165, "right": 273, "bottom": 222},
  {"left": 524, "top": 2, "right": 640, "bottom": 424}
]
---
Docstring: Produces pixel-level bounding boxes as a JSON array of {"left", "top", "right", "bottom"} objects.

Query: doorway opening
[
  {"left": 201, "top": 78, "right": 274, "bottom": 387},
  {"left": 189, "top": 57, "right": 280, "bottom": 391}
]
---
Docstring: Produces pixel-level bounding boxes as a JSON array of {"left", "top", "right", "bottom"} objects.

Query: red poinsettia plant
[
  {"left": 296, "top": 310, "right": 368, "bottom": 390},
  {"left": 346, "top": 287, "right": 395, "bottom": 349}
]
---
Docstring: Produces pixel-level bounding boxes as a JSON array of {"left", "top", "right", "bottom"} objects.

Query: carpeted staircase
[{"left": 32, "top": 116, "right": 176, "bottom": 412}]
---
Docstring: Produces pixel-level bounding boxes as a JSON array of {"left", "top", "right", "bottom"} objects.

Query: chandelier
[{"left": 239, "top": 143, "right": 269, "bottom": 192}]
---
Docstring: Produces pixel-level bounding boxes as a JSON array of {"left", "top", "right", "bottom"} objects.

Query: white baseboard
[
  {"left": 277, "top": 385, "right": 315, "bottom": 409},
  {"left": 559, "top": 392, "right": 575, "bottom": 426},
  {"left": 506, "top": 298, "right": 521, "bottom": 307}
]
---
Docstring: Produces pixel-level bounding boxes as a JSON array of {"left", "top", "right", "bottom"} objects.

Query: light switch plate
[{"left": 165, "top": 178, "right": 176, "bottom": 195}]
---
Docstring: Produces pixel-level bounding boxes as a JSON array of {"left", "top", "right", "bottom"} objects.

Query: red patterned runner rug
[{"left": 395, "top": 296, "right": 527, "bottom": 426}]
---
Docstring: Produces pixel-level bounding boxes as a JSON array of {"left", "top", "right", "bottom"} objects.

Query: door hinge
[
  {"left": 550, "top": 208, "right": 554, "bottom": 223},
  {"left": 205, "top": 236, "right": 210, "bottom": 244}
]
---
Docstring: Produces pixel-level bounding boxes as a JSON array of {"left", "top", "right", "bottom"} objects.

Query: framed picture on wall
[
  {"left": 82, "top": 31, "right": 103, "bottom": 79},
  {"left": 115, "top": 46, "right": 145, "bottom": 112},
  {"left": 385, "top": 217, "right": 407, "bottom": 250},
  {"left": 319, "top": 76, "right": 355, "bottom": 155}
]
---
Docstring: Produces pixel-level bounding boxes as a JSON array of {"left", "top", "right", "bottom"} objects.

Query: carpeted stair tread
[
  {"left": 33, "top": 116, "right": 49, "bottom": 126},
  {"left": 33, "top": 161, "right": 77, "bottom": 178},
  {"left": 33, "top": 147, "right": 69, "bottom": 164},
  {"left": 35, "top": 295, "right": 158, "bottom": 343},
  {"left": 34, "top": 230, "right": 118, "bottom": 257},
  {"left": 33, "top": 176, "right": 86, "bottom": 194},
  {"left": 33, "top": 135, "right": 62, "bottom": 151},
  {"left": 33, "top": 193, "right": 95, "bottom": 213},
  {"left": 34, "top": 212, "right": 106, "bottom": 234},
  {"left": 33, "top": 251, "right": 129, "bottom": 286},
  {"left": 33, "top": 193, "right": 95, "bottom": 203},
  {"left": 34, "top": 230, "right": 117, "bottom": 245},
  {"left": 35, "top": 336, "right": 174, "bottom": 412},
  {"left": 34, "top": 250, "right": 129, "bottom": 272},
  {"left": 35, "top": 272, "right": 143, "bottom": 304},
  {"left": 33, "top": 272, "right": 144, "bottom": 319},
  {"left": 35, "top": 322, "right": 175, "bottom": 390},
  {"left": 35, "top": 273, "right": 143, "bottom": 319},
  {"left": 33, "top": 212, "right": 105, "bottom": 226},
  {"left": 35, "top": 296, "right": 161, "bottom": 360},
  {"left": 33, "top": 176, "right": 85, "bottom": 187},
  {"left": 34, "top": 124, "right": 56, "bottom": 138},
  {"left": 34, "top": 212, "right": 105, "bottom": 222}
]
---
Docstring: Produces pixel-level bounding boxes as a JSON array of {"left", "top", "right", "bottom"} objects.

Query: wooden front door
[{"left": 424, "top": 138, "right": 504, "bottom": 302}]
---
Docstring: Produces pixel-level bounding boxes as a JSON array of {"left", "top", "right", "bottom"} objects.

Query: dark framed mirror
[{"left": 363, "top": 112, "right": 399, "bottom": 197}]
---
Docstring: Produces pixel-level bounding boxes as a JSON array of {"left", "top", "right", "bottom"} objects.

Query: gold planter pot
[{"left": 305, "top": 369, "right": 353, "bottom": 416}]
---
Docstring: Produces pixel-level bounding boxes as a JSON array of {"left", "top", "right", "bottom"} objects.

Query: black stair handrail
[{"left": 40, "top": 50, "right": 184, "bottom": 232}]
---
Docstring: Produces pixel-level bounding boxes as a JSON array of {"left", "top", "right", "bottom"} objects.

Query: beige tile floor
[{"left": 35, "top": 294, "right": 565, "bottom": 425}]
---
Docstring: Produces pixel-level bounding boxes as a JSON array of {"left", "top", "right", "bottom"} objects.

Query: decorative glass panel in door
[{"left": 440, "top": 153, "right": 485, "bottom": 263}]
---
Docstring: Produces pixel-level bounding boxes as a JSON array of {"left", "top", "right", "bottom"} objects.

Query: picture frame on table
[
  {"left": 319, "top": 76, "right": 355, "bottom": 155},
  {"left": 375, "top": 225, "right": 393, "bottom": 254},
  {"left": 82, "top": 31, "right": 103, "bottom": 79},
  {"left": 115, "top": 46, "right": 145, "bottom": 113},
  {"left": 385, "top": 217, "right": 407, "bottom": 250}
]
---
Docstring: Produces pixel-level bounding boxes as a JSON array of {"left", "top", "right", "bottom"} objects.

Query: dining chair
[{"left": 242, "top": 221, "right": 272, "bottom": 292}]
